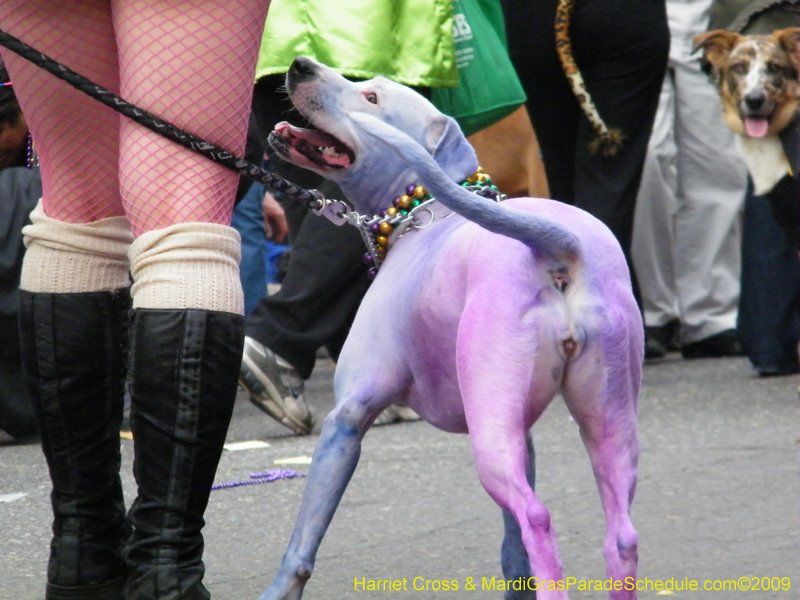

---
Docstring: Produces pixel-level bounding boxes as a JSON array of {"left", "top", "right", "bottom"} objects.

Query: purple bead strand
[{"left": 212, "top": 468, "right": 306, "bottom": 491}]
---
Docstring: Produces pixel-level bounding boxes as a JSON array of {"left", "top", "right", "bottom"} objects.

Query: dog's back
[{"left": 337, "top": 194, "right": 640, "bottom": 434}]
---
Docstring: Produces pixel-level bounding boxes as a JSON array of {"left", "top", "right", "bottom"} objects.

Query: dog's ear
[
  {"left": 774, "top": 27, "right": 800, "bottom": 72},
  {"left": 693, "top": 30, "right": 741, "bottom": 70},
  {"left": 427, "top": 115, "right": 479, "bottom": 183}
]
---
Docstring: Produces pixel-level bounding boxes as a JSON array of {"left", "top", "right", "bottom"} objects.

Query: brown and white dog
[{"left": 693, "top": 27, "right": 800, "bottom": 248}]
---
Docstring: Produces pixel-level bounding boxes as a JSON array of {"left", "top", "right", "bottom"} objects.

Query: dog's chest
[{"left": 737, "top": 134, "right": 791, "bottom": 194}]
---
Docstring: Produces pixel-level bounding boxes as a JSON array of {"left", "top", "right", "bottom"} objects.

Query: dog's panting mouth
[
  {"left": 743, "top": 116, "right": 769, "bottom": 138},
  {"left": 272, "top": 121, "right": 354, "bottom": 169}
]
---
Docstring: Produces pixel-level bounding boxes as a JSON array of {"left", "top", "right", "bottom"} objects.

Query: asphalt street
[{"left": 1, "top": 353, "right": 798, "bottom": 600}]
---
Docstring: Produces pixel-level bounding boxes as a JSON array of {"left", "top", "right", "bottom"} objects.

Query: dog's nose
[
  {"left": 744, "top": 91, "right": 766, "bottom": 111},
  {"left": 287, "top": 57, "right": 318, "bottom": 91}
]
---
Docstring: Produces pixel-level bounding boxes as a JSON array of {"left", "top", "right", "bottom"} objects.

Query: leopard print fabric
[{"left": 554, "top": 0, "right": 624, "bottom": 156}]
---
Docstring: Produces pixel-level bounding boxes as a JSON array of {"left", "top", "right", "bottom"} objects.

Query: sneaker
[{"left": 240, "top": 337, "right": 314, "bottom": 435}]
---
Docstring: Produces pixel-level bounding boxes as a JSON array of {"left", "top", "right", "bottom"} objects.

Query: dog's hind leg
[
  {"left": 258, "top": 395, "right": 386, "bottom": 600},
  {"left": 457, "top": 292, "right": 568, "bottom": 599},
  {"left": 500, "top": 431, "right": 536, "bottom": 600},
  {"left": 466, "top": 408, "right": 567, "bottom": 600},
  {"left": 561, "top": 334, "right": 641, "bottom": 600}
]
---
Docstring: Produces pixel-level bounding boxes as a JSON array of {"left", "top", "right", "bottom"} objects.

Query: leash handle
[{"left": 0, "top": 28, "right": 323, "bottom": 206}]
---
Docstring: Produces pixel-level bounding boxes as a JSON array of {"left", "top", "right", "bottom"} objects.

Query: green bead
[{"left": 412, "top": 200, "right": 421, "bottom": 207}]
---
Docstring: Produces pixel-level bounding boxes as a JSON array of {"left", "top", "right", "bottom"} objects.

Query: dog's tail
[
  {"left": 411, "top": 157, "right": 582, "bottom": 260},
  {"left": 352, "top": 114, "right": 581, "bottom": 261}
]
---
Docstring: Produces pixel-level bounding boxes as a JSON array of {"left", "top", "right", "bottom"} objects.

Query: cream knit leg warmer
[
  {"left": 20, "top": 201, "right": 133, "bottom": 293},
  {"left": 128, "top": 222, "right": 244, "bottom": 315}
]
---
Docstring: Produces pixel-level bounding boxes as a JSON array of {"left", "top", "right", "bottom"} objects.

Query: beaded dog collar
[
  {"left": 305, "top": 167, "right": 506, "bottom": 279},
  {"left": 355, "top": 168, "right": 505, "bottom": 279}
]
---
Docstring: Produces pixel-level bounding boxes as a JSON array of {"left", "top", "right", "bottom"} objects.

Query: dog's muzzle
[{"left": 287, "top": 56, "right": 318, "bottom": 93}]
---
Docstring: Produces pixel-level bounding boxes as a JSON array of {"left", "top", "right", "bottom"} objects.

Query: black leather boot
[
  {"left": 18, "top": 290, "right": 132, "bottom": 600},
  {"left": 124, "top": 308, "right": 244, "bottom": 600}
]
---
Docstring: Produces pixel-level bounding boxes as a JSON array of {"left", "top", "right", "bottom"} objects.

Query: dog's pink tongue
[{"left": 744, "top": 117, "right": 769, "bottom": 138}]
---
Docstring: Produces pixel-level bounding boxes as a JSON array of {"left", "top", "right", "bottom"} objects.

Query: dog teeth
[{"left": 319, "top": 146, "right": 340, "bottom": 156}]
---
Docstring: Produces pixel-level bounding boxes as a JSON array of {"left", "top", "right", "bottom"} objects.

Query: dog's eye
[
  {"left": 731, "top": 63, "right": 747, "bottom": 74},
  {"left": 766, "top": 62, "right": 782, "bottom": 74},
  {"left": 363, "top": 92, "right": 378, "bottom": 105}
]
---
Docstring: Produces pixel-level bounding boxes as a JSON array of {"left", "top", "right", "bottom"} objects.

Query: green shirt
[{"left": 256, "top": 0, "right": 459, "bottom": 87}]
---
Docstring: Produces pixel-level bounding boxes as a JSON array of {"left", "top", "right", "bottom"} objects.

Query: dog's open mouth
[{"left": 270, "top": 121, "right": 355, "bottom": 170}]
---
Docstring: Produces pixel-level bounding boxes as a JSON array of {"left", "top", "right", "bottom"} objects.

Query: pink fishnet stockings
[
  {"left": 0, "top": 0, "right": 124, "bottom": 223},
  {"left": 114, "top": 0, "right": 268, "bottom": 236},
  {"left": 0, "top": 0, "right": 269, "bottom": 236}
]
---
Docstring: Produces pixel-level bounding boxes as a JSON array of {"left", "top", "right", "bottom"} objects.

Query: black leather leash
[{"left": 0, "top": 28, "right": 323, "bottom": 207}]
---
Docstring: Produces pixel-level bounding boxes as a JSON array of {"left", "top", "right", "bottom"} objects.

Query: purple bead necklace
[
  {"left": 360, "top": 167, "right": 502, "bottom": 278},
  {"left": 211, "top": 468, "right": 305, "bottom": 491},
  {"left": 26, "top": 132, "right": 38, "bottom": 169}
]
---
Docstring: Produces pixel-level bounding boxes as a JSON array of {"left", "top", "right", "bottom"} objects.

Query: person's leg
[
  {"left": 632, "top": 69, "right": 682, "bottom": 356},
  {"left": 0, "top": 312, "right": 38, "bottom": 440},
  {"left": 111, "top": 1, "right": 269, "bottom": 598},
  {"left": 738, "top": 188, "right": 800, "bottom": 375},
  {"left": 504, "top": 0, "right": 669, "bottom": 308},
  {"left": 19, "top": 287, "right": 133, "bottom": 600},
  {"left": 0, "top": 168, "right": 41, "bottom": 442},
  {"left": 0, "top": 2, "right": 124, "bottom": 224},
  {"left": 501, "top": 0, "right": 579, "bottom": 204},
  {"left": 231, "top": 182, "right": 268, "bottom": 316},
  {"left": 0, "top": 3, "right": 133, "bottom": 599},
  {"left": 241, "top": 179, "right": 370, "bottom": 434},
  {"left": 670, "top": 55, "right": 747, "bottom": 352},
  {"left": 568, "top": 0, "right": 670, "bottom": 307}
]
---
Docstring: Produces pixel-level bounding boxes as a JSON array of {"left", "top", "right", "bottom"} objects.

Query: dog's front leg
[
  {"left": 258, "top": 400, "right": 372, "bottom": 600},
  {"left": 501, "top": 430, "right": 536, "bottom": 600}
]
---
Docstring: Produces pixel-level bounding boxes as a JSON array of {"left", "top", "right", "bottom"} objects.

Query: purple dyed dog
[{"left": 258, "top": 57, "right": 643, "bottom": 600}]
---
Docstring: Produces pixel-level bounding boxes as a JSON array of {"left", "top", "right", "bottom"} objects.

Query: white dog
[{"left": 258, "top": 57, "right": 643, "bottom": 600}]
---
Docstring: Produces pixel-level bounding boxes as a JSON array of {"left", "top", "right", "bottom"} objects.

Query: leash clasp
[{"left": 313, "top": 198, "right": 351, "bottom": 226}]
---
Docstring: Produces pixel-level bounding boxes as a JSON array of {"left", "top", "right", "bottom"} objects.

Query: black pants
[
  {"left": 0, "top": 313, "right": 36, "bottom": 440},
  {"left": 501, "top": 0, "right": 669, "bottom": 305},
  {"left": 738, "top": 189, "right": 800, "bottom": 373}
]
